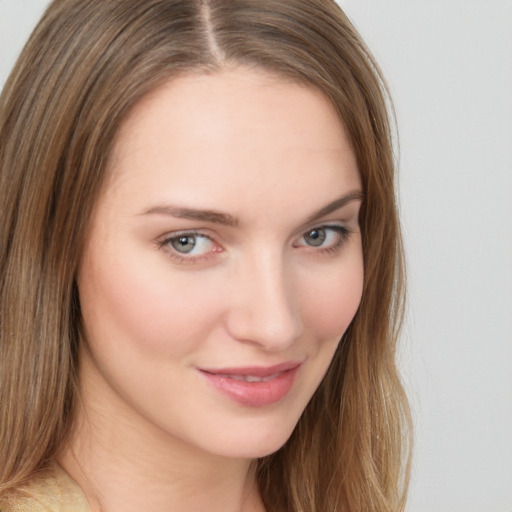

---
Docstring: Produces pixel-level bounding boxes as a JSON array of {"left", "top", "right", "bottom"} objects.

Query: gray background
[{"left": 1, "top": 1, "right": 511, "bottom": 510}]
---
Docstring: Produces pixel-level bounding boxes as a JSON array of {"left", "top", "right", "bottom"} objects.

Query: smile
[
  {"left": 198, "top": 361, "right": 302, "bottom": 407},
  {"left": 215, "top": 373, "right": 281, "bottom": 382}
]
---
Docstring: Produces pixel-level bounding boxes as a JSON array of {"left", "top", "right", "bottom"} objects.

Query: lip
[{"left": 198, "top": 361, "right": 302, "bottom": 407}]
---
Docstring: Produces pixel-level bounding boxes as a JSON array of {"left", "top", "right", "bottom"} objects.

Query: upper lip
[{"left": 198, "top": 360, "right": 302, "bottom": 378}]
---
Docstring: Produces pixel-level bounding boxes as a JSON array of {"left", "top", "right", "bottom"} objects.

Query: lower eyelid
[
  {"left": 157, "top": 225, "right": 350, "bottom": 263},
  {"left": 158, "top": 231, "right": 218, "bottom": 256}
]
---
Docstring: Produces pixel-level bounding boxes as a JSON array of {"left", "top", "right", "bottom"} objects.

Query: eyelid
[
  {"left": 293, "top": 222, "right": 351, "bottom": 251},
  {"left": 156, "top": 221, "right": 353, "bottom": 265},
  {"left": 297, "top": 221, "right": 348, "bottom": 239},
  {"left": 156, "top": 229, "right": 223, "bottom": 264}
]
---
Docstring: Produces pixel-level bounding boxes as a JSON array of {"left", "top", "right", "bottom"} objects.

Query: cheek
[
  {"left": 298, "top": 252, "right": 364, "bottom": 342},
  {"left": 78, "top": 233, "right": 364, "bottom": 362},
  {"left": 78, "top": 247, "right": 223, "bottom": 360}
]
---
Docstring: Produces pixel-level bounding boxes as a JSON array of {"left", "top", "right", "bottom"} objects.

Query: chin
[{"left": 193, "top": 413, "right": 301, "bottom": 461}]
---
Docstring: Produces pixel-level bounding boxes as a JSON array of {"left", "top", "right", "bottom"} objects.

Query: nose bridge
[{"left": 226, "top": 247, "right": 303, "bottom": 350}]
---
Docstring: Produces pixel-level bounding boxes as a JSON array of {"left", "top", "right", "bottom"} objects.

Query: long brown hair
[{"left": 0, "top": 1, "right": 411, "bottom": 510}]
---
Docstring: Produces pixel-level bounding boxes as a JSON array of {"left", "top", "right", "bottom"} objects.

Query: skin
[{"left": 59, "top": 68, "right": 364, "bottom": 512}]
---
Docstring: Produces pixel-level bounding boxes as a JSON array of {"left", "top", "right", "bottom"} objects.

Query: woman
[{"left": 0, "top": 1, "right": 411, "bottom": 511}]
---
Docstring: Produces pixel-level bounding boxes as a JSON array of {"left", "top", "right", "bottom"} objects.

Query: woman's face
[{"left": 77, "top": 68, "right": 363, "bottom": 459}]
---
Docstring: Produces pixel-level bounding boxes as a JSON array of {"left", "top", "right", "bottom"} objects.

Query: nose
[{"left": 224, "top": 252, "right": 304, "bottom": 351}]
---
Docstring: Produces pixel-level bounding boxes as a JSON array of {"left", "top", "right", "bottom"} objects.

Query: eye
[
  {"left": 303, "top": 228, "right": 328, "bottom": 247},
  {"left": 296, "top": 225, "right": 349, "bottom": 251},
  {"left": 159, "top": 232, "right": 218, "bottom": 259},
  {"left": 170, "top": 235, "right": 200, "bottom": 254}
]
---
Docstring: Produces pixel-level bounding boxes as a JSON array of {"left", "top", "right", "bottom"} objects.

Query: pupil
[{"left": 171, "top": 236, "right": 196, "bottom": 253}]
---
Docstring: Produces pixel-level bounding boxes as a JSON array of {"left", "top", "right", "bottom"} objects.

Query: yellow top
[{"left": 0, "top": 463, "right": 91, "bottom": 512}]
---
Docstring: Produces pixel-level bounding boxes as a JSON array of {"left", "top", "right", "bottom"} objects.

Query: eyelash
[
  {"left": 297, "top": 225, "right": 350, "bottom": 255},
  {"left": 156, "top": 230, "right": 218, "bottom": 265},
  {"left": 157, "top": 224, "right": 351, "bottom": 265}
]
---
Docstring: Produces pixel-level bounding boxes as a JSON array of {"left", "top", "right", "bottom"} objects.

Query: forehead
[{"left": 104, "top": 68, "right": 360, "bottom": 219}]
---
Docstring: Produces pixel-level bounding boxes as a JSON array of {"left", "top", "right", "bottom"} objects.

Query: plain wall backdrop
[{"left": 1, "top": 1, "right": 511, "bottom": 511}]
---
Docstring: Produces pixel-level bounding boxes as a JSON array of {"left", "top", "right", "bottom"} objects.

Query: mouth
[
  {"left": 197, "top": 361, "right": 302, "bottom": 407},
  {"left": 211, "top": 372, "right": 282, "bottom": 383}
]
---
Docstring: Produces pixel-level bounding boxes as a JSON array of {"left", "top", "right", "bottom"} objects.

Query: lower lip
[{"left": 199, "top": 366, "right": 300, "bottom": 407}]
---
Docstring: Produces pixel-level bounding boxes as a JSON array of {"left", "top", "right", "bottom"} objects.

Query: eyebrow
[
  {"left": 140, "top": 190, "right": 363, "bottom": 227},
  {"left": 304, "top": 190, "right": 363, "bottom": 224},
  {"left": 141, "top": 205, "right": 240, "bottom": 227}
]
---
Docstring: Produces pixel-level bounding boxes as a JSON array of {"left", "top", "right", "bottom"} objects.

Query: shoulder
[{"left": 0, "top": 463, "right": 91, "bottom": 512}]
